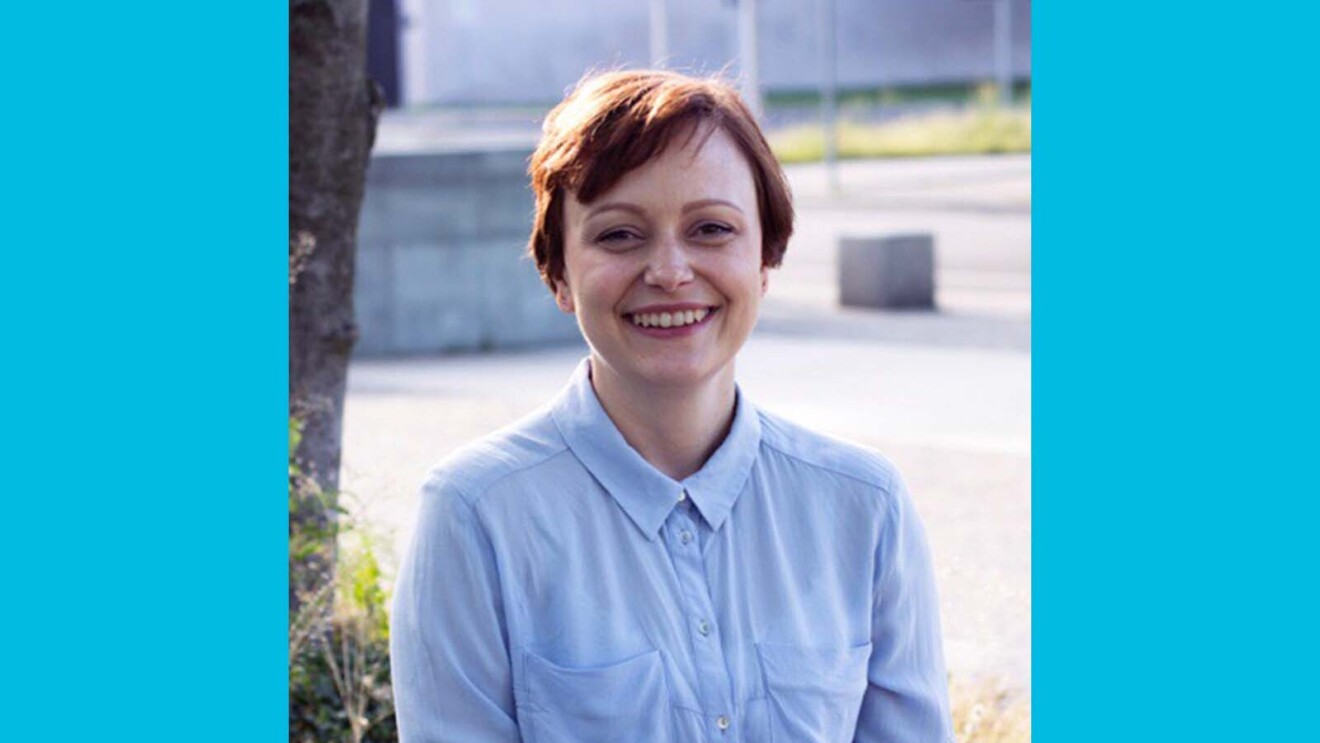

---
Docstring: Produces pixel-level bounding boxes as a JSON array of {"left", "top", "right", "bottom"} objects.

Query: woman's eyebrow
[
  {"left": 585, "top": 202, "right": 645, "bottom": 220},
  {"left": 682, "top": 198, "right": 743, "bottom": 215}
]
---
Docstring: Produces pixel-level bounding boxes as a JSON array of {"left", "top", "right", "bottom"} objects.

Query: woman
[{"left": 391, "top": 69, "right": 953, "bottom": 743}]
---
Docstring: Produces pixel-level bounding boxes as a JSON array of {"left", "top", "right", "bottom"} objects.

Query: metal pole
[
  {"left": 649, "top": 0, "right": 669, "bottom": 68},
  {"left": 737, "top": 0, "right": 763, "bottom": 119},
  {"left": 819, "top": 0, "right": 838, "bottom": 194},
  {"left": 993, "top": 0, "right": 1013, "bottom": 105}
]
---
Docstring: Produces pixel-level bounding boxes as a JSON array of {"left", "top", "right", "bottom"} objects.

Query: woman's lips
[{"left": 625, "top": 306, "right": 718, "bottom": 336}]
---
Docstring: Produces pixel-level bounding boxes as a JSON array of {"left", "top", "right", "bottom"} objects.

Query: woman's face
[{"left": 557, "top": 125, "right": 767, "bottom": 392}]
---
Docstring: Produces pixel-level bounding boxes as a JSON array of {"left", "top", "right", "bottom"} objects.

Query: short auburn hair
[{"left": 527, "top": 69, "right": 794, "bottom": 290}]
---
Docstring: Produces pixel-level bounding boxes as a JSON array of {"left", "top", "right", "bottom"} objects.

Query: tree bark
[{"left": 289, "top": 0, "right": 382, "bottom": 615}]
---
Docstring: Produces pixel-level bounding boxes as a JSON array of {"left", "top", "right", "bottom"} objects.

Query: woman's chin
[
  {"left": 591, "top": 350, "right": 731, "bottom": 392},
  {"left": 632, "top": 357, "right": 734, "bottom": 391}
]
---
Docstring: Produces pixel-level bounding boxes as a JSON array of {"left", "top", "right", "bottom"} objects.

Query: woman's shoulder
[
  {"left": 419, "top": 404, "right": 573, "bottom": 508},
  {"left": 755, "top": 406, "right": 902, "bottom": 496}
]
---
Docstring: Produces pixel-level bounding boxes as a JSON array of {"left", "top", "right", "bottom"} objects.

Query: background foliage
[{"left": 290, "top": 418, "right": 397, "bottom": 743}]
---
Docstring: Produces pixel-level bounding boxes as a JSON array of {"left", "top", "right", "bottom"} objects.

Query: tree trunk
[{"left": 289, "top": 0, "right": 382, "bottom": 616}]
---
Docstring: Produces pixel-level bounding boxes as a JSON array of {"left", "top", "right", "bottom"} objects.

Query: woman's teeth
[{"left": 630, "top": 308, "right": 710, "bottom": 328}]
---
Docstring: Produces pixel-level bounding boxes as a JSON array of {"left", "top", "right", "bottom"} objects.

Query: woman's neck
[{"left": 589, "top": 356, "right": 737, "bottom": 481}]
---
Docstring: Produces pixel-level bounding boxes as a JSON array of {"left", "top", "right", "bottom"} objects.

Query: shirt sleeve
[
  {"left": 853, "top": 470, "right": 955, "bottom": 743},
  {"left": 390, "top": 473, "right": 522, "bottom": 743}
]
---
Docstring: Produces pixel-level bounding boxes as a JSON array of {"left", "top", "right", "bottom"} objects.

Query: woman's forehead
[{"left": 568, "top": 127, "right": 757, "bottom": 214}]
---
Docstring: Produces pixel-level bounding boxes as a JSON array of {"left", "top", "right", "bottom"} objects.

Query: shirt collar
[{"left": 550, "top": 358, "right": 762, "bottom": 540}]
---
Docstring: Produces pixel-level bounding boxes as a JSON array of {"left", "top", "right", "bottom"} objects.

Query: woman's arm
[
  {"left": 854, "top": 472, "right": 955, "bottom": 743},
  {"left": 390, "top": 475, "right": 522, "bottom": 743}
]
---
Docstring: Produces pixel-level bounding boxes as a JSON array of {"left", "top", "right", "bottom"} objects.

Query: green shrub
[{"left": 289, "top": 418, "right": 398, "bottom": 743}]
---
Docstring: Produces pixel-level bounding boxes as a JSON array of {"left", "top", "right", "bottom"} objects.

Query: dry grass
[
  {"left": 951, "top": 677, "right": 1031, "bottom": 743},
  {"left": 770, "top": 105, "right": 1032, "bottom": 163}
]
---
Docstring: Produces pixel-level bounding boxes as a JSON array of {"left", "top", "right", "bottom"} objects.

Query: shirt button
[
  {"left": 698, "top": 620, "right": 711, "bottom": 636},
  {"left": 680, "top": 530, "right": 693, "bottom": 544},
  {"left": 716, "top": 715, "right": 730, "bottom": 731},
  {"left": 678, "top": 489, "right": 687, "bottom": 502}
]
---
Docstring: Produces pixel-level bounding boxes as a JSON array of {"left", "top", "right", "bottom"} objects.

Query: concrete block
[
  {"left": 379, "top": 183, "right": 483, "bottom": 242},
  {"left": 371, "top": 151, "right": 482, "bottom": 188},
  {"left": 355, "top": 180, "right": 393, "bottom": 247},
  {"left": 479, "top": 244, "right": 581, "bottom": 347},
  {"left": 389, "top": 242, "right": 484, "bottom": 352},
  {"left": 477, "top": 179, "right": 535, "bottom": 235},
  {"left": 353, "top": 145, "right": 580, "bottom": 356},
  {"left": 475, "top": 149, "right": 532, "bottom": 179},
  {"left": 838, "top": 234, "right": 936, "bottom": 310},
  {"left": 352, "top": 246, "right": 394, "bottom": 355}
]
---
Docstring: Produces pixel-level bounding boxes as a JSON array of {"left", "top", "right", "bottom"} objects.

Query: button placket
[{"left": 661, "top": 505, "right": 735, "bottom": 740}]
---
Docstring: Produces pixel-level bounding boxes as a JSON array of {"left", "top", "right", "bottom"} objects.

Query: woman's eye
[
  {"left": 595, "top": 228, "right": 640, "bottom": 244},
  {"left": 592, "top": 228, "right": 645, "bottom": 250},
  {"left": 693, "top": 223, "right": 734, "bottom": 239}
]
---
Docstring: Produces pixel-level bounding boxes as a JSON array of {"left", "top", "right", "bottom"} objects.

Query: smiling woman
[{"left": 389, "top": 69, "right": 955, "bottom": 743}]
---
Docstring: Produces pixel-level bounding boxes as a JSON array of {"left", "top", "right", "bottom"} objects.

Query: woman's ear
[
  {"left": 554, "top": 279, "right": 575, "bottom": 314},
  {"left": 760, "top": 266, "right": 769, "bottom": 297}
]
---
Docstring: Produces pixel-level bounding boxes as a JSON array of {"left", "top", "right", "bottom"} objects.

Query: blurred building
[{"left": 386, "top": 0, "right": 1030, "bottom": 107}]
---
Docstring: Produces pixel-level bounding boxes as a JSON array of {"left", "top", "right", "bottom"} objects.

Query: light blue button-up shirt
[{"left": 391, "top": 360, "right": 953, "bottom": 743}]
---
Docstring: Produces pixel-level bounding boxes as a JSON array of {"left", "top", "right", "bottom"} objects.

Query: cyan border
[
  {"left": 4, "top": 3, "right": 287, "bottom": 739},
  {"left": 1035, "top": 3, "right": 1318, "bottom": 741}
]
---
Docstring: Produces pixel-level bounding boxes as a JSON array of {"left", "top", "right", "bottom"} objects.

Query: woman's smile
[{"left": 625, "top": 304, "right": 718, "bottom": 335}]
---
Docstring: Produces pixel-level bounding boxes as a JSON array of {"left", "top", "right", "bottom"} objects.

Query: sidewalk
[{"left": 339, "top": 154, "right": 1032, "bottom": 688}]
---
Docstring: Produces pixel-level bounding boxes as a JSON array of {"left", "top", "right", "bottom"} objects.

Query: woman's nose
[{"left": 643, "top": 236, "right": 694, "bottom": 292}]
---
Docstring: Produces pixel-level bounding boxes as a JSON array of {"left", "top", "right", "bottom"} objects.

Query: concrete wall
[
  {"left": 398, "top": 0, "right": 1031, "bottom": 106},
  {"left": 353, "top": 146, "right": 581, "bottom": 356}
]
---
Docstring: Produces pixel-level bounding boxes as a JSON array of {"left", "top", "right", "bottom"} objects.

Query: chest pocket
[
  {"left": 756, "top": 642, "right": 872, "bottom": 743},
  {"left": 521, "top": 649, "right": 672, "bottom": 743}
]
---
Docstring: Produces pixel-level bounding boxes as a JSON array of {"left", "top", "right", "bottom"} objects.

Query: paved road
[{"left": 339, "top": 154, "right": 1032, "bottom": 690}]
